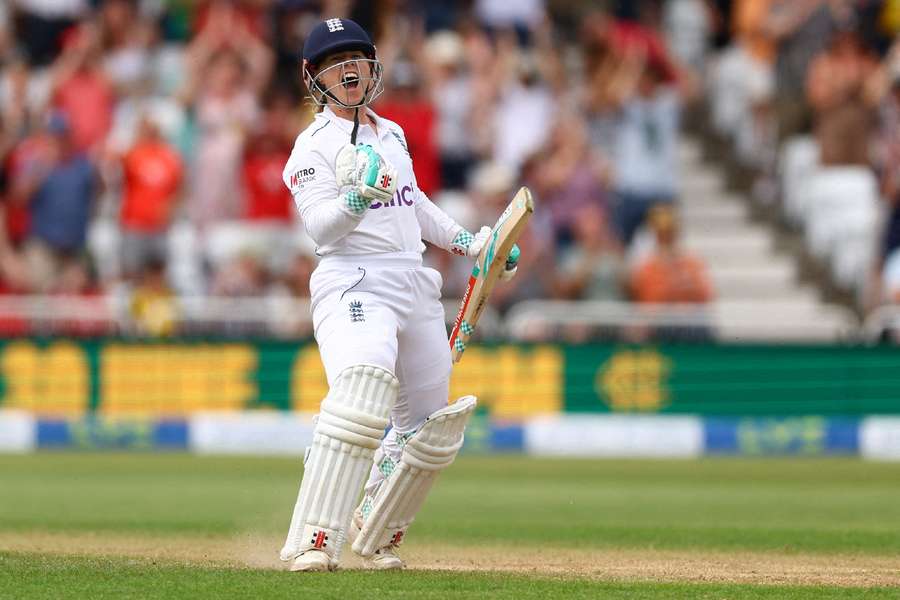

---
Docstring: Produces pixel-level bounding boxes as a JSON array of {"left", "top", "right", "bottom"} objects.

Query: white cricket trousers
[{"left": 310, "top": 252, "right": 452, "bottom": 492}]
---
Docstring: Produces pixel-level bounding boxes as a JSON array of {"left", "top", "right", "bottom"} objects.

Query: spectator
[
  {"left": 181, "top": 5, "right": 272, "bottom": 230},
  {"left": 242, "top": 90, "right": 298, "bottom": 223},
  {"left": 376, "top": 60, "right": 441, "bottom": 196},
  {"left": 50, "top": 23, "right": 116, "bottom": 154},
  {"left": 490, "top": 46, "right": 554, "bottom": 173},
  {"left": 805, "top": 22, "right": 878, "bottom": 166},
  {"left": 12, "top": 0, "right": 89, "bottom": 67},
  {"left": 268, "top": 252, "right": 315, "bottom": 338},
  {"left": 530, "top": 114, "right": 611, "bottom": 247},
  {"left": 98, "top": 0, "right": 154, "bottom": 96},
  {"left": 10, "top": 113, "right": 96, "bottom": 293},
  {"left": 629, "top": 205, "right": 713, "bottom": 304},
  {"left": 423, "top": 30, "right": 476, "bottom": 190},
  {"left": 119, "top": 115, "right": 183, "bottom": 279},
  {"left": 129, "top": 257, "right": 177, "bottom": 337},
  {"left": 554, "top": 203, "right": 625, "bottom": 301},
  {"left": 767, "top": 0, "right": 844, "bottom": 139},
  {"left": 610, "top": 54, "right": 683, "bottom": 244},
  {"left": 210, "top": 250, "right": 268, "bottom": 297}
]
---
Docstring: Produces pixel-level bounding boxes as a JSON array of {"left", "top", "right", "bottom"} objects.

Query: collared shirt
[{"left": 283, "top": 106, "right": 461, "bottom": 257}]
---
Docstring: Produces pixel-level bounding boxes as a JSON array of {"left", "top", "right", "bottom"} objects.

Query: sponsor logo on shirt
[
  {"left": 290, "top": 167, "right": 317, "bottom": 191},
  {"left": 369, "top": 184, "right": 413, "bottom": 210}
]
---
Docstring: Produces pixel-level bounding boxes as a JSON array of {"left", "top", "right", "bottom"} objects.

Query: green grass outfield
[{"left": 1, "top": 454, "right": 898, "bottom": 598}]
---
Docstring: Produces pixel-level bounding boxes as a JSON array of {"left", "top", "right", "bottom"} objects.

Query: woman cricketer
[{"left": 279, "top": 18, "right": 518, "bottom": 572}]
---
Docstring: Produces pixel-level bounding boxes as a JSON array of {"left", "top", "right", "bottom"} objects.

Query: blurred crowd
[
  {"left": 705, "top": 0, "right": 900, "bottom": 317},
  {"left": 0, "top": 0, "right": 897, "bottom": 338}
]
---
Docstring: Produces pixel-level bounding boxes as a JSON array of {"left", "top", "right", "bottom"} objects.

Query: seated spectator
[
  {"left": 129, "top": 257, "right": 177, "bottom": 337},
  {"left": 629, "top": 206, "right": 713, "bottom": 304},
  {"left": 10, "top": 113, "right": 96, "bottom": 292},
  {"left": 530, "top": 114, "right": 610, "bottom": 247},
  {"left": 554, "top": 203, "right": 624, "bottom": 301},
  {"left": 119, "top": 115, "right": 183, "bottom": 279},
  {"left": 242, "top": 90, "right": 294, "bottom": 223},
  {"left": 805, "top": 22, "right": 878, "bottom": 166},
  {"left": 210, "top": 250, "right": 268, "bottom": 297},
  {"left": 268, "top": 252, "right": 315, "bottom": 338}
]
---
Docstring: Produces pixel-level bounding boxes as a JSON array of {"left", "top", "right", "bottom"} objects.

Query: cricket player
[{"left": 279, "top": 18, "right": 518, "bottom": 572}]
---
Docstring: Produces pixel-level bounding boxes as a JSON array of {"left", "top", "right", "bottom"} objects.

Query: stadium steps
[{"left": 676, "top": 138, "right": 857, "bottom": 338}]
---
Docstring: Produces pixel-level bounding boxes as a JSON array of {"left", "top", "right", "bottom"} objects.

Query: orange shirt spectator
[
  {"left": 630, "top": 206, "right": 713, "bottom": 304},
  {"left": 121, "top": 123, "right": 183, "bottom": 233}
]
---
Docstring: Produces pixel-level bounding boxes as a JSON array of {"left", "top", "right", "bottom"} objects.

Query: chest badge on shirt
[{"left": 349, "top": 300, "right": 365, "bottom": 322}]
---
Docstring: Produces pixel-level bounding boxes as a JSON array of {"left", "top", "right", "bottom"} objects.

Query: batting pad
[
  {"left": 280, "top": 365, "right": 398, "bottom": 564},
  {"left": 352, "top": 395, "right": 476, "bottom": 557}
]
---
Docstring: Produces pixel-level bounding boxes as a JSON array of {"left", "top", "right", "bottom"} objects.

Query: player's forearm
[
  {"left": 415, "top": 199, "right": 463, "bottom": 253},
  {"left": 300, "top": 199, "right": 364, "bottom": 247}
]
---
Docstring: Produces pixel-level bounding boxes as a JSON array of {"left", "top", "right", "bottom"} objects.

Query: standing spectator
[
  {"left": 766, "top": 0, "right": 844, "bottom": 139},
  {"left": 98, "top": 0, "right": 154, "bottom": 96},
  {"left": 629, "top": 205, "right": 713, "bottom": 304},
  {"left": 491, "top": 48, "right": 554, "bottom": 173},
  {"left": 181, "top": 5, "right": 272, "bottom": 230},
  {"left": 10, "top": 113, "right": 96, "bottom": 292},
  {"left": 119, "top": 115, "right": 183, "bottom": 279},
  {"left": 376, "top": 60, "right": 441, "bottom": 196},
  {"left": 610, "top": 55, "right": 683, "bottom": 244},
  {"left": 242, "top": 90, "right": 297, "bottom": 223},
  {"left": 424, "top": 30, "right": 476, "bottom": 190},
  {"left": 12, "top": 0, "right": 89, "bottom": 67},
  {"left": 50, "top": 24, "right": 116, "bottom": 154},
  {"left": 805, "top": 23, "right": 878, "bottom": 166}
]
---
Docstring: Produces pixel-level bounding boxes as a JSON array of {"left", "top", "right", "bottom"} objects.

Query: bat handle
[{"left": 505, "top": 244, "right": 520, "bottom": 270}]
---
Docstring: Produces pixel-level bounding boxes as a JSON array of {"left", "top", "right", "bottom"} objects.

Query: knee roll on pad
[
  {"left": 280, "top": 364, "right": 398, "bottom": 564},
  {"left": 352, "top": 395, "right": 476, "bottom": 557}
]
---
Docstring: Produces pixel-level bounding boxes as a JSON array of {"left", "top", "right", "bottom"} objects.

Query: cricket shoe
[
  {"left": 347, "top": 509, "right": 405, "bottom": 570},
  {"left": 289, "top": 549, "right": 332, "bottom": 572}
]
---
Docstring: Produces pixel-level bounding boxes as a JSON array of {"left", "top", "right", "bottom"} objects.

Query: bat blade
[{"left": 449, "top": 187, "right": 534, "bottom": 362}]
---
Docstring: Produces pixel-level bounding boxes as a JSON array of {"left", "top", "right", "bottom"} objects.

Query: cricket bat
[{"left": 449, "top": 186, "right": 534, "bottom": 363}]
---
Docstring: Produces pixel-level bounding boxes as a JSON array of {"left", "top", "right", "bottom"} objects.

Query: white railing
[
  {"left": 504, "top": 300, "right": 860, "bottom": 342},
  {"left": 0, "top": 295, "right": 865, "bottom": 342},
  {"left": 861, "top": 306, "right": 900, "bottom": 342}
]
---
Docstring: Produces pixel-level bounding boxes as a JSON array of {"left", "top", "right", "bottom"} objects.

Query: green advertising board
[{"left": 0, "top": 339, "right": 898, "bottom": 417}]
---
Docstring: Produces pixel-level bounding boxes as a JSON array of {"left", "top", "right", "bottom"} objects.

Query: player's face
[{"left": 316, "top": 51, "right": 372, "bottom": 107}]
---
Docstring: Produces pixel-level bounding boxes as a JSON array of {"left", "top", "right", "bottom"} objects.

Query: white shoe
[
  {"left": 348, "top": 510, "right": 406, "bottom": 570},
  {"left": 289, "top": 549, "right": 332, "bottom": 572}
]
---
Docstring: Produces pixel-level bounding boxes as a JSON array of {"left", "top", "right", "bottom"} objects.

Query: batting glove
[{"left": 336, "top": 143, "right": 399, "bottom": 214}]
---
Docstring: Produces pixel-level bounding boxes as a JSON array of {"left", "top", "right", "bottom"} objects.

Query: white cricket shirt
[{"left": 283, "top": 106, "right": 462, "bottom": 257}]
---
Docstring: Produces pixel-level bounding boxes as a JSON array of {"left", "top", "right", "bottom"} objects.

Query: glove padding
[
  {"left": 336, "top": 143, "right": 398, "bottom": 213},
  {"left": 464, "top": 226, "right": 518, "bottom": 282}
]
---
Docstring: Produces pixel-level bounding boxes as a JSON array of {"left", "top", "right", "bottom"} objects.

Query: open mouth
[{"left": 342, "top": 72, "right": 360, "bottom": 90}]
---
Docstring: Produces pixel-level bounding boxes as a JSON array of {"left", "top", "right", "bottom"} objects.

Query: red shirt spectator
[
  {"left": 242, "top": 134, "right": 292, "bottom": 221},
  {"left": 377, "top": 64, "right": 441, "bottom": 196},
  {"left": 53, "top": 68, "right": 115, "bottom": 154},
  {"left": 121, "top": 120, "right": 183, "bottom": 233}
]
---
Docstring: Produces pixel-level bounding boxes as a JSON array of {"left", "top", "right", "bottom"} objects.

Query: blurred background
[{"left": 0, "top": 0, "right": 899, "bottom": 459}]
